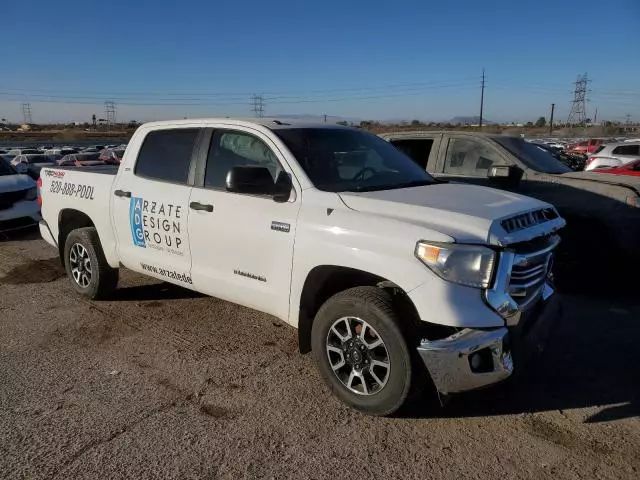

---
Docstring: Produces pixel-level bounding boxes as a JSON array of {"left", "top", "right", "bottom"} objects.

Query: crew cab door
[
  {"left": 111, "top": 127, "right": 201, "bottom": 286},
  {"left": 187, "top": 127, "right": 301, "bottom": 320},
  {"left": 434, "top": 135, "right": 508, "bottom": 186}
]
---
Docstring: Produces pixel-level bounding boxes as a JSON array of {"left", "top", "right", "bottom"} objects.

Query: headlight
[
  {"left": 415, "top": 241, "right": 496, "bottom": 289},
  {"left": 25, "top": 186, "right": 38, "bottom": 200}
]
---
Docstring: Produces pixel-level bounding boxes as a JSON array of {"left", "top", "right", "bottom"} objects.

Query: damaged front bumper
[{"left": 417, "top": 231, "right": 562, "bottom": 396}]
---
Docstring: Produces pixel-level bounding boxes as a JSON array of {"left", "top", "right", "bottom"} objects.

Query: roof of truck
[{"left": 140, "top": 118, "right": 351, "bottom": 131}]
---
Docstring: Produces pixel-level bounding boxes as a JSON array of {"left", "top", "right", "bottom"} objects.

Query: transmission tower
[
  {"left": 21, "top": 103, "right": 32, "bottom": 124},
  {"left": 250, "top": 95, "right": 265, "bottom": 118},
  {"left": 566, "top": 74, "right": 588, "bottom": 127},
  {"left": 105, "top": 101, "right": 117, "bottom": 130}
]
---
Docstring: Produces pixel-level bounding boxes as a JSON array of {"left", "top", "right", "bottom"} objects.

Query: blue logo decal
[{"left": 129, "top": 196, "right": 146, "bottom": 247}]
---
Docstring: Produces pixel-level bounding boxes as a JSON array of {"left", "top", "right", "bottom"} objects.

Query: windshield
[
  {"left": 0, "top": 157, "right": 16, "bottom": 175},
  {"left": 494, "top": 137, "right": 572, "bottom": 174},
  {"left": 273, "top": 128, "right": 435, "bottom": 192}
]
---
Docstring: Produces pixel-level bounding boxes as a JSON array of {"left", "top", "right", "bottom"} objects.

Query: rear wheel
[
  {"left": 63, "top": 227, "right": 118, "bottom": 299},
  {"left": 311, "top": 287, "right": 413, "bottom": 416}
]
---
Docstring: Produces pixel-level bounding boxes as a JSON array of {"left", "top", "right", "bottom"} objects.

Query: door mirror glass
[
  {"left": 487, "top": 164, "right": 523, "bottom": 186},
  {"left": 273, "top": 171, "right": 293, "bottom": 202},
  {"left": 226, "top": 165, "right": 275, "bottom": 195}
]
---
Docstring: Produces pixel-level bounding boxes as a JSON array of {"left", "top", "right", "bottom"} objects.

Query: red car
[
  {"left": 593, "top": 158, "right": 640, "bottom": 177},
  {"left": 567, "top": 138, "right": 604, "bottom": 155}
]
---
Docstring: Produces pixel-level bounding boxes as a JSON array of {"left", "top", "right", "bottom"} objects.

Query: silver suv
[{"left": 585, "top": 141, "right": 640, "bottom": 171}]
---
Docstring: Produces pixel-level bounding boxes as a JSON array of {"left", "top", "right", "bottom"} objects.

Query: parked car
[
  {"left": 98, "top": 148, "right": 125, "bottom": 165},
  {"left": 532, "top": 143, "right": 585, "bottom": 171},
  {"left": 566, "top": 138, "right": 603, "bottom": 155},
  {"left": 0, "top": 155, "right": 40, "bottom": 232},
  {"left": 10, "top": 154, "right": 56, "bottom": 180},
  {"left": 57, "top": 152, "right": 104, "bottom": 167},
  {"left": 37, "top": 118, "right": 564, "bottom": 415},
  {"left": 379, "top": 131, "right": 640, "bottom": 284},
  {"left": 7, "top": 148, "right": 42, "bottom": 156},
  {"left": 584, "top": 142, "right": 640, "bottom": 171},
  {"left": 593, "top": 159, "right": 640, "bottom": 177}
]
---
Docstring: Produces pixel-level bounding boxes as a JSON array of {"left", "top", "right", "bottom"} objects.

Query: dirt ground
[{"left": 1, "top": 231, "right": 638, "bottom": 480}]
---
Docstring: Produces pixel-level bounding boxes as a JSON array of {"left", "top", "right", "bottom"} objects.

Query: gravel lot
[{"left": 1, "top": 232, "right": 638, "bottom": 479}]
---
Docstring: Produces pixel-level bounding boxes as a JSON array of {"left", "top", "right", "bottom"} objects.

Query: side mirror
[
  {"left": 273, "top": 171, "right": 293, "bottom": 203},
  {"left": 487, "top": 164, "right": 523, "bottom": 187},
  {"left": 226, "top": 165, "right": 275, "bottom": 195}
]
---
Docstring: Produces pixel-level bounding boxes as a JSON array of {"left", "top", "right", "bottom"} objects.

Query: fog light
[{"left": 468, "top": 348, "right": 494, "bottom": 373}]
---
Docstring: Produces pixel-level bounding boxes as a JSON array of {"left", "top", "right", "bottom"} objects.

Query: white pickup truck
[{"left": 38, "top": 119, "right": 564, "bottom": 415}]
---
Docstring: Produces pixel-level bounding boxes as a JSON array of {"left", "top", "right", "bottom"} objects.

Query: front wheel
[
  {"left": 311, "top": 287, "right": 413, "bottom": 416},
  {"left": 63, "top": 227, "right": 118, "bottom": 299}
]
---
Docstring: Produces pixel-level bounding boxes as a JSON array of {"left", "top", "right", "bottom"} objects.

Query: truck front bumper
[{"left": 417, "top": 284, "right": 561, "bottom": 395}]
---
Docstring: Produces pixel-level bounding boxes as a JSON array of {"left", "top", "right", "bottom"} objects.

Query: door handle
[
  {"left": 190, "top": 201, "right": 213, "bottom": 212},
  {"left": 114, "top": 189, "right": 131, "bottom": 198}
]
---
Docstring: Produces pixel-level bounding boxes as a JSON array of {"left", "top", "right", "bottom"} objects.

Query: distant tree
[
  {"left": 535, "top": 116, "right": 546, "bottom": 127},
  {"left": 411, "top": 119, "right": 421, "bottom": 126},
  {"left": 526, "top": 121, "right": 534, "bottom": 127},
  {"left": 336, "top": 120, "right": 348, "bottom": 126}
]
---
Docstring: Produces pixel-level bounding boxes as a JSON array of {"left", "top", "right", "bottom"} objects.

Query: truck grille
[
  {"left": 501, "top": 208, "right": 558, "bottom": 234},
  {"left": 508, "top": 236, "right": 557, "bottom": 307},
  {"left": 0, "top": 189, "right": 28, "bottom": 210}
]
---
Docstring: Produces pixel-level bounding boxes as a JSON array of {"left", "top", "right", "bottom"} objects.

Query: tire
[
  {"left": 63, "top": 227, "right": 118, "bottom": 299},
  {"left": 311, "top": 286, "right": 413, "bottom": 416}
]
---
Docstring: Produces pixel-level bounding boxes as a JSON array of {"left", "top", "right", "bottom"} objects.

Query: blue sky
[{"left": 2, "top": 0, "right": 639, "bottom": 123}]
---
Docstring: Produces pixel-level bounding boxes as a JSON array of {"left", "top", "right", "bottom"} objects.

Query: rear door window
[
  {"left": 612, "top": 145, "right": 640, "bottom": 156},
  {"left": 135, "top": 129, "right": 200, "bottom": 184}
]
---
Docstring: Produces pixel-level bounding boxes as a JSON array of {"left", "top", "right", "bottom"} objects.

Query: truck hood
[
  {"left": 557, "top": 171, "right": 640, "bottom": 195},
  {"left": 338, "top": 183, "right": 564, "bottom": 246},
  {"left": 0, "top": 173, "right": 36, "bottom": 193}
]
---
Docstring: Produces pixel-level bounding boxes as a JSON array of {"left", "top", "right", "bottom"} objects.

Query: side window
[
  {"left": 391, "top": 139, "right": 434, "bottom": 170},
  {"left": 612, "top": 145, "right": 640, "bottom": 156},
  {"left": 135, "top": 129, "right": 199, "bottom": 184},
  {"left": 204, "top": 130, "right": 280, "bottom": 189},
  {"left": 444, "top": 138, "right": 501, "bottom": 177}
]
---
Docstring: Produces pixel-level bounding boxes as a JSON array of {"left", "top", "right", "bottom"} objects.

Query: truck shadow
[
  {"left": 407, "top": 294, "right": 640, "bottom": 422},
  {"left": 111, "top": 282, "right": 204, "bottom": 302}
]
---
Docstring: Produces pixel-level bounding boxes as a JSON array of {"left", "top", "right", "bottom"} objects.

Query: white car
[
  {"left": 38, "top": 118, "right": 564, "bottom": 415},
  {"left": 0, "top": 156, "right": 40, "bottom": 232},
  {"left": 585, "top": 141, "right": 640, "bottom": 171}
]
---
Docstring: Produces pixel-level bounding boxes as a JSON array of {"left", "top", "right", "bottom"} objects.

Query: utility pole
[
  {"left": 323, "top": 114, "right": 327, "bottom": 124},
  {"left": 593, "top": 107, "right": 598, "bottom": 125},
  {"left": 479, "top": 68, "right": 485, "bottom": 130},
  {"left": 549, "top": 103, "right": 555, "bottom": 135}
]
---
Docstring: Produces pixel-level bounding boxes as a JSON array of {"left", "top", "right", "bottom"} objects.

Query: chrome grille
[
  {"left": 509, "top": 249, "right": 553, "bottom": 306},
  {"left": 501, "top": 208, "right": 558, "bottom": 234}
]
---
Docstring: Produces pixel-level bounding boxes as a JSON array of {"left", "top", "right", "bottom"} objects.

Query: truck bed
[{"left": 52, "top": 165, "right": 119, "bottom": 175}]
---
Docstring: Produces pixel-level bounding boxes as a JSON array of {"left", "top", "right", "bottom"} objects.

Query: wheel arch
[{"left": 297, "top": 265, "right": 421, "bottom": 354}]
